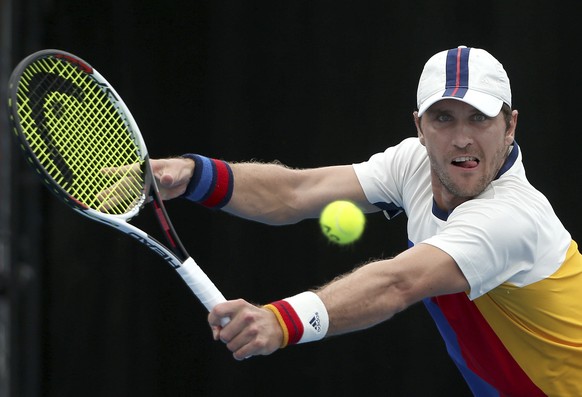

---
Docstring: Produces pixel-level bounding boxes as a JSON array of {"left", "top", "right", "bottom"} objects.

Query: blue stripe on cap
[{"left": 443, "top": 47, "right": 470, "bottom": 98}]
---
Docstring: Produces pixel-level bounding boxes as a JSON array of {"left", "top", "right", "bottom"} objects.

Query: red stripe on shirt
[{"left": 433, "top": 293, "right": 545, "bottom": 396}]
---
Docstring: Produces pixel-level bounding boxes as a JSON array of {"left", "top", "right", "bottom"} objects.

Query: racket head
[
  {"left": 6, "top": 50, "right": 229, "bottom": 310},
  {"left": 7, "top": 49, "right": 150, "bottom": 218}
]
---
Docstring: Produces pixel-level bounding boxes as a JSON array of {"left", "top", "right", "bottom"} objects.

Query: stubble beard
[{"left": 432, "top": 145, "right": 509, "bottom": 200}]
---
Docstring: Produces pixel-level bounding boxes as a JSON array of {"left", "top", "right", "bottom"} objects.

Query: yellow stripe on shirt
[{"left": 474, "top": 240, "right": 582, "bottom": 396}]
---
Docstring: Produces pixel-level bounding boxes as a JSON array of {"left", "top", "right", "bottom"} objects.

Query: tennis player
[{"left": 153, "top": 46, "right": 582, "bottom": 396}]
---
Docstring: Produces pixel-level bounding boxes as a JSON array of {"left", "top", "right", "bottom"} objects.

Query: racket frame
[
  {"left": 8, "top": 50, "right": 187, "bottom": 264},
  {"left": 7, "top": 49, "right": 227, "bottom": 314}
]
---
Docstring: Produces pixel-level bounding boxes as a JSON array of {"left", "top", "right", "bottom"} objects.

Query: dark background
[{"left": 2, "top": 1, "right": 581, "bottom": 396}]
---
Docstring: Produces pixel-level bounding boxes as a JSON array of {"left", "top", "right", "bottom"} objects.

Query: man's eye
[
  {"left": 436, "top": 114, "right": 452, "bottom": 122},
  {"left": 473, "top": 114, "right": 488, "bottom": 122}
]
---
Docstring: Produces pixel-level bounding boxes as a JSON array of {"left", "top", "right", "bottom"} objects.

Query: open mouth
[{"left": 452, "top": 156, "right": 479, "bottom": 169}]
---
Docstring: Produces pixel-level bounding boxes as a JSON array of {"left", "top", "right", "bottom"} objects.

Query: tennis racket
[{"left": 7, "top": 49, "right": 228, "bottom": 319}]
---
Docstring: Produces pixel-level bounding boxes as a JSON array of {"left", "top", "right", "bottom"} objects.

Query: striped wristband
[
  {"left": 180, "top": 154, "right": 234, "bottom": 209},
  {"left": 263, "top": 291, "right": 329, "bottom": 348}
]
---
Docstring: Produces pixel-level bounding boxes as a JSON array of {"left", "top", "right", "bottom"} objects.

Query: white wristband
[{"left": 283, "top": 291, "right": 329, "bottom": 344}]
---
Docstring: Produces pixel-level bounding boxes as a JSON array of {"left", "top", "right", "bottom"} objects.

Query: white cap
[{"left": 417, "top": 46, "right": 511, "bottom": 117}]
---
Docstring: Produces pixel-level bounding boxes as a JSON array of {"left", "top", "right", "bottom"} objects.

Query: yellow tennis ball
[{"left": 320, "top": 200, "right": 365, "bottom": 245}]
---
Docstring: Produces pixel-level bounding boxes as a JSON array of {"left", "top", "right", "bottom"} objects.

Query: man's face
[{"left": 414, "top": 99, "right": 517, "bottom": 211}]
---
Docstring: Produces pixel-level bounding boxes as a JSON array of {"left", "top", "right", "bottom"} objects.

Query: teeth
[{"left": 453, "top": 157, "right": 477, "bottom": 162}]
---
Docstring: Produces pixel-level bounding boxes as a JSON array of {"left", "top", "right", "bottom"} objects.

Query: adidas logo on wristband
[
  {"left": 309, "top": 312, "right": 322, "bottom": 333},
  {"left": 264, "top": 291, "right": 329, "bottom": 348}
]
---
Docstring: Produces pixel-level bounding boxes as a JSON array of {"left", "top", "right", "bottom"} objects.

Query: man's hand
[
  {"left": 150, "top": 157, "right": 195, "bottom": 200},
  {"left": 208, "top": 299, "right": 284, "bottom": 360}
]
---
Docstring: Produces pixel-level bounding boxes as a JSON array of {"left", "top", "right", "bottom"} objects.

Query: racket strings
[{"left": 15, "top": 56, "right": 145, "bottom": 215}]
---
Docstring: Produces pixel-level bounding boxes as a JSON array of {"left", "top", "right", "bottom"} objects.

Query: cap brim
[{"left": 417, "top": 90, "right": 504, "bottom": 118}]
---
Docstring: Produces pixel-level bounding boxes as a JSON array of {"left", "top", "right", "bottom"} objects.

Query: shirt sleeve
[
  {"left": 423, "top": 194, "right": 570, "bottom": 300},
  {"left": 353, "top": 138, "right": 428, "bottom": 217}
]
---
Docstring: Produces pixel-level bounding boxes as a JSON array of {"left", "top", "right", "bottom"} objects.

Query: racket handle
[{"left": 176, "top": 257, "right": 230, "bottom": 326}]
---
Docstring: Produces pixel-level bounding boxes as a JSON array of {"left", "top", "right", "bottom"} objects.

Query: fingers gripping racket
[{"left": 7, "top": 49, "right": 227, "bottom": 318}]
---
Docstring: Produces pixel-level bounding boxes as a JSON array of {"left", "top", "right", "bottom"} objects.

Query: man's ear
[
  {"left": 506, "top": 109, "right": 518, "bottom": 145},
  {"left": 413, "top": 111, "right": 426, "bottom": 146}
]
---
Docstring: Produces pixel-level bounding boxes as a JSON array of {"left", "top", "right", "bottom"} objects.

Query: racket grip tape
[{"left": 176, "top": 257, "right": 230, "bottom": 325}]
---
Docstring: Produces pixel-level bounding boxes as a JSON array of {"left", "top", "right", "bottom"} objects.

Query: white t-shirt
[{"left": 352, "top": 137, "right": 571, "bottom": 300}]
